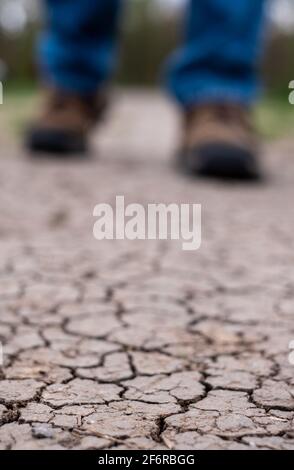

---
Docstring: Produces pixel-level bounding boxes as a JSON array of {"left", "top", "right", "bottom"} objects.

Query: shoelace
[
  {"left": 187, "top": 103, "right": 251, "bottom": 130},
  {"left": 44, "top": 90, "right": 104, "bottom": 121}
]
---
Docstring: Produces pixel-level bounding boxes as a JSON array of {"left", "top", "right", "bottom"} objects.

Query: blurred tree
[
  {"left": 0, "top": 0, "right": 293, "bottom": 98},
  {"left": 262, "top": 31, "right": 294, "bottom": 98},
  {"left": 116, "top": 0, "right": 181, "bottom": 85},
  {"left": 0, "top": 0, "right": 38, "bottom": 85}
]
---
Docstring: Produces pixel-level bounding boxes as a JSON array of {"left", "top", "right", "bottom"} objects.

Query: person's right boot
[
  {"left": 26, "top": 89, "right": 107, "bottom": 155},
  {"left": 178, "top": 103, "right": 261, "bottom": 180}
]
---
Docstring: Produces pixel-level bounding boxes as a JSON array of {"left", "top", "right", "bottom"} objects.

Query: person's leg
[
  {"left": 27, "top": 0, "right": 122, "bottom": 154},
  {"left": 40, "top": 0, "right": 122, "bottom": 94},
  {"left": 168, "top": 0, "right": 266, "bottom": 107},
  {"left": 168, "top": 0, "right": 266, "bottom": 180}
]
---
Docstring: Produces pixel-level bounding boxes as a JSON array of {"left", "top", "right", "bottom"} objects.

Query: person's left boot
[
  {"left": 26, "top": 89, "right": 107, "bottom": 155},
  {"left": 178, "top": 103, "right": 261, "bottom": 180}
]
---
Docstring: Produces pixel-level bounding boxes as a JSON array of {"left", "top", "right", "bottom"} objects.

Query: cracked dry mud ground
[{"left": 0, "top": 91, "right": 294, "bottom": 450}]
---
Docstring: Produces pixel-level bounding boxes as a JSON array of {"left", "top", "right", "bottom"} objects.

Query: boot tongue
[{"left": 199, "top": 103, "right": 251, "bottom": 130}]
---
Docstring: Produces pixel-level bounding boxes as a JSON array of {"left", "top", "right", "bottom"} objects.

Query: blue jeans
[{"left": 40, "top": 0, "right": 265, "bottom": 107}]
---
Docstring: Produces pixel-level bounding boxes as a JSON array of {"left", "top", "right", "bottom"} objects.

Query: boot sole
[
  {"left": 26, "top": 129, "right": 88, "bottom": 156},
  {"left": 178, "top": 142, "right": 261, "bottom": 181}
]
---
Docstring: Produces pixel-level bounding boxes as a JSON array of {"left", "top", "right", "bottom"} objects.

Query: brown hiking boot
[
  {"left": 26, "top": 89, "right": 107, "bottom": 155},
  {"left": 178, "top": 103, "right": 260, "bottom": 180}
]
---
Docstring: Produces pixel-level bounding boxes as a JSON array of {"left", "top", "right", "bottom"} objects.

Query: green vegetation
[
  {"left": 1, "top": 0, "right": 294, "bottom": 140},
  {"left": 1, "top": 84, "right": 293, "bottom": 140},
  {"left": 0, "top": 84, "right": 38, "bottom": 136},
  {"left": 255, "top": 97, "right": 294, "bottom": 138}
]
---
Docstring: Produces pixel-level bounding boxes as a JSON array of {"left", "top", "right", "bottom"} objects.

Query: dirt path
[{"left": 0, "top": 91, "right": 293, "bottom": 450}]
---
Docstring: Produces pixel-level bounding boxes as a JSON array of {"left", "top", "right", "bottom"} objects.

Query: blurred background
[{"left": 0, "top": 0, "right": 294, "bottom": 138}]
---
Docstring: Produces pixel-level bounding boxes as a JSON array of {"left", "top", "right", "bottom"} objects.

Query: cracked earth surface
[{"left": 0, "top": 91, "right": 294, "bottom": 450}]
